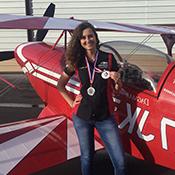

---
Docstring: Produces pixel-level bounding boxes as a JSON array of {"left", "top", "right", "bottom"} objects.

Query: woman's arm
[
  {"left": 57, "top": 72, "right": 74, "bottom": 107},
  {"left": 109, "top": 54, "right": 122, "bottom": 91}
]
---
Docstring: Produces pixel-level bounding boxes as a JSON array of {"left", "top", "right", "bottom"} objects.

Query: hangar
[{"left": 0, "top": 0, "right": 175, "bottom": 71}]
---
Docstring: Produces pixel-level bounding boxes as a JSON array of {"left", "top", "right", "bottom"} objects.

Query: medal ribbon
[
  {"left": 95, "top": 67, "right": 102, "bottom": 73},
  {"left": 85, "top": 51, "right": 99, "bottom": 86}
]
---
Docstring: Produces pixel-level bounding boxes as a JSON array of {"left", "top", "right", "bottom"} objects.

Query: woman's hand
[
  {"left": 110, "top": 71, "right": 120, "bottom": 83},
  {"left": 72, "top": 94, "right": 82, "bottom": 108},
  {"left": 110, "top": 71, "right": 122, "bottom": 91}
]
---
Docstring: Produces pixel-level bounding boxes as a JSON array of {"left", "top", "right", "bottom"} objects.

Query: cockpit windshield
[{"left": 100, "top": 40, "right": 174, "bottom": 92}]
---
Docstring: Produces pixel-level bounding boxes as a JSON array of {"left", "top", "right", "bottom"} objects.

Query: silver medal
[
  {"left": 101, "top": 70, "right": 110, "bottom": 79},
  {"left": 87, "top": 86, "right": 95, "bottom": 96}
]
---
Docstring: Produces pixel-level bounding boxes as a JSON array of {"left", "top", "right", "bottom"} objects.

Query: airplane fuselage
[{"left": 15, "top": 41, "right": 175, "bottom": 170}]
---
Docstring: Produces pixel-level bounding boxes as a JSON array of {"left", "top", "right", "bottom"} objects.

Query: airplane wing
[
  {"left": 0, "top": 14, "right": 80, "bottom": 30},
  {"left": 0, "top": 14, "right": 175, "bottom": 34}
]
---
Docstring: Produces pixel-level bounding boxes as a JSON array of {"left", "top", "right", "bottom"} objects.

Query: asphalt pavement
[
  {"left": 0, "top": 73, "right": 175, "bottom": 175},
  {"left": 34, "top": 151, "right": 175, "bottom": 175}
]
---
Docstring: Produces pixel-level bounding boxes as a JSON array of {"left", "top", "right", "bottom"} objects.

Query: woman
[{"left": 57, "top": 22, "right": 126, "bottom": 175}]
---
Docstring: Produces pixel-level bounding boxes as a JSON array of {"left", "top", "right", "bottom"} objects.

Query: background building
[{"left": 0, "top": 0, "right": 175, "bottom": 71}]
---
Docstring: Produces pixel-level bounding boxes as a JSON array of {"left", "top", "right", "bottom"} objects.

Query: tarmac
[{"left": 0, "top": 73, "right": 175, "bottom": 175}]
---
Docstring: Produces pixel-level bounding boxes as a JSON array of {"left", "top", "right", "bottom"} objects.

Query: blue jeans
[{"left": 73, "top": 115, "right": 126, "bottom": 175}]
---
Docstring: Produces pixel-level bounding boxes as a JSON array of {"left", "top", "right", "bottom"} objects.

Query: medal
[
  {"left": 101, "top": 70, "right": 110, "bottom": 79},
  {"left": 85, "top": 51, "right": 99, "bottom": 96},
  {"left": 87, "top": 86, "right": 96, "bottom": 96}
]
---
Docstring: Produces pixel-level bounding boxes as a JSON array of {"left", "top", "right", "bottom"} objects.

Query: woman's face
[{"left": 80, "top": 28, "right": 97, "bottom": 51}]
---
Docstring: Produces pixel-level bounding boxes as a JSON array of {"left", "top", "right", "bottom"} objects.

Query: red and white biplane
[{"left": 1, "top": 3, "right": 175, "bottom": 175}]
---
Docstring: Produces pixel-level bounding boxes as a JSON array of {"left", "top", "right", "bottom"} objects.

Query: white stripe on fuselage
[
  {"left": 16, "top": 42, "right": 80, "bottom": 95},
  {"left": 32, "top": 63, "right": 80, "bottom": 87},
  {"left": 17, "top": 42, "right": 42, "bottom": 63}
]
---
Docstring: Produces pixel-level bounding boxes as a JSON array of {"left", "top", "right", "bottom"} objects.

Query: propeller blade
[
  {"left": 35, "top": 3, "right": 55, "bottom": 41},
  {"left": 0, "top": 51, "right": 14, "bottom": 61}
]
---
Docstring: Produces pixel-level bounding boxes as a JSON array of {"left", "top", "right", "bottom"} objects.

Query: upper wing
[
  {"left": 0, "top": 14, "right": 175, "bottom": 34},
  {"left": 89, "top": 20, "right": 175, "bottom": 34},
  {"left": 0, "top": 14, "right": 80, "bottom": 30}
]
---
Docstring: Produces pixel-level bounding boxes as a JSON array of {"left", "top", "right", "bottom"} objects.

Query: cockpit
[{"left": 100, "top": 40, "right": 174, "bottom": 92}]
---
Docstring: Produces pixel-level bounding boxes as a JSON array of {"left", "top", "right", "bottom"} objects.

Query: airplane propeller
[
  {"left": 0, "top": 3, "right": 55, "bottom": 61},
  {"left": 35, "top": 3, "right": 55, "bottom": 41},
  {"left": 0, "top": 51, "right": 14, "bottom": 61}
]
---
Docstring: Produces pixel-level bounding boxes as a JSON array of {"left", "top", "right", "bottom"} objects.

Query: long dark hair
[{"left": 65, "top": 22, "right": 100, "bottom": 70}]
